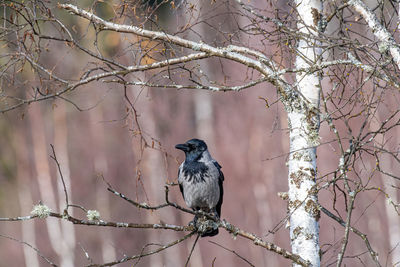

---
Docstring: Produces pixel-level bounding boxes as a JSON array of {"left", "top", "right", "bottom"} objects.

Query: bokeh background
[{"left": 0, "top": 0, "right": 399, "bottom": 266}]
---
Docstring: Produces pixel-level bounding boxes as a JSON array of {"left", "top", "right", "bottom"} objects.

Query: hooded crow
[{"left": 175, "top": 138, "right": 224, "bottom": 237}]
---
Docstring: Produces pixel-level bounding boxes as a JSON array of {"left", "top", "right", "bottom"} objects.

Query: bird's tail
[{"left": 201, "top": 228, "right": 218, "bottom": 237}]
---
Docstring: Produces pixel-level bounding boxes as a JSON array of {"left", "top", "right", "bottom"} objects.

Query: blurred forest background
[{"left": 0, "top": 0, "right": 400, "bottom": 266}]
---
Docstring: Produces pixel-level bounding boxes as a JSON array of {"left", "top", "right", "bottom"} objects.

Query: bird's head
[{"left": 175, "top": 139, "right": 208, "bottom": 162}]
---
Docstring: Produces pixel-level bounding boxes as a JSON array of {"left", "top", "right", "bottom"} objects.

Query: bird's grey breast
[{"left": 178, "top": 159, "right": 220, "bottom": 210}]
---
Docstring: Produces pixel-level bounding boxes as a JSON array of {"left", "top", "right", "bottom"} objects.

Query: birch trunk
[{"left": 288, "top": 0, "right": 322, "bottom": 266}]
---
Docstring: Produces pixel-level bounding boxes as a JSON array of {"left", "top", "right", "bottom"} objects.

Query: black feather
[
  {"left": 213, "top": 161, "right": 224, "bottom": 217},
  {"left": 201, "top": 228, "right": 219, "bottom": 237},
  {"left": 178, "top": 168, "right": 185, "bottom": 199},
  {"left": 182, "top": 161, "right": 208, "bottom": 183},
  {"left": 179, "top": 184, "right": 184, "bottom": 199}
]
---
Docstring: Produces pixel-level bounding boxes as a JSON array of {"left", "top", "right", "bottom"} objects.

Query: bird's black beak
[{"left": 175, "top": 143, "right": 189, "bottom": 152}]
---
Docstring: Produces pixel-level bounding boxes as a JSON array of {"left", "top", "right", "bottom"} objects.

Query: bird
[{"left": 175, "top": 138, "right": 224, "bottom": 237}]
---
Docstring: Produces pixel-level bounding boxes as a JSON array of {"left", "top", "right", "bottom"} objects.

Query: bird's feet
[
  {"left": 188, "top": 215, "right": 198, "bottom": 227},
  {"left": 189, "top": 214, "right": 219, "bottom": 237},
  {"left": 198, "top": 220, "right": 219, "bottom": 237}
]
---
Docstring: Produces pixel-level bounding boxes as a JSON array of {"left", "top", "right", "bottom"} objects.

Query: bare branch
[
  {"left": 88, "top": 232, "right": 196, "bottom": 267},
  {"left": 50, "top": 144, "right": 69, "bottom": 213},
  {"left": 209, "top": 240, "right": 256, "bottom": 267},
  {"left": 103, "top": 77, "right": 268, "bottom": 92},
  {"left": 185, "top": 234, "right": 200, "bottom": 267},
  {"left": 220, "top": 220, "right": 311, "bottom": 267},
  {"left": 348, "top": 0, "right": 400, "bottom": 69},
  {"left": 320, "top": 205, "right": 381, "bottom": 267},
  {"left": 58, "top": 3, "right": 302, "bottom": 111},
  {"left": 0, "top": 211, "right": 311, "bottom": 266},
  {"left": 0, "top": 234, "right": 58, "bottom": 267}
]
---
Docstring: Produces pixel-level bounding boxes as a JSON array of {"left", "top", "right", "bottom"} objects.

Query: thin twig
[
  {"left": 87, "top": 232, "right": 196, "bottom": 267},
  {"left": 336, "top": 195, "right": 356, "bottom": 267},
  {"left": 78, "top": 242, "right": 94, "bottom": 266},
  {"left": 320, "top": 205, "right": 381, "bottom": 267},
  {"left": 107, "top": 186, "right": 169, "bottom": 210},
  {"left": 209, "top": 240, "right": 255, "bottom": 267},
  {"left": 185, "top": 233, "right": 200, "bottom": 267},
  {"left": 0, "top": 234, "right": 58, "bottom": 267},
  {"left": 50, "top": 144, "right": 69, "bottom": 212}
]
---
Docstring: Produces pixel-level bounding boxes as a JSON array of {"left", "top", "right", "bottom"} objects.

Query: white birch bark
[{"left": 288, "top": 0, "right": 322, "bottom": 266}]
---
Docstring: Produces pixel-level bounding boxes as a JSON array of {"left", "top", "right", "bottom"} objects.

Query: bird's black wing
[
  {"left": 178, "top": 167, "right": 185, "bottom": 199},
  {"left": 213, "top": 161, "right": 224, "bottom": 217}
]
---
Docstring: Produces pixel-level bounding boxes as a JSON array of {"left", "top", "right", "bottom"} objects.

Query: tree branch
[
  {"left": 0, "top": 234, "right": 58, "bottom": 267},
  {"left": 220, "top": 220, "right": 311, "bottom": 266},
  {"left": 0, "top": 208, "right": 310, "bottom": 266},
  {"left": 88, "top": 232, "right": 196, "bottom": 267},
  {"left": 348, "top": 0, "right": 400, "bottom": 69},
  {"left": 58, "top": 3, "right": 301, "bottom": 110},
  {"left": 319, "top": 205, "right": 381, "bottom": 267}
]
